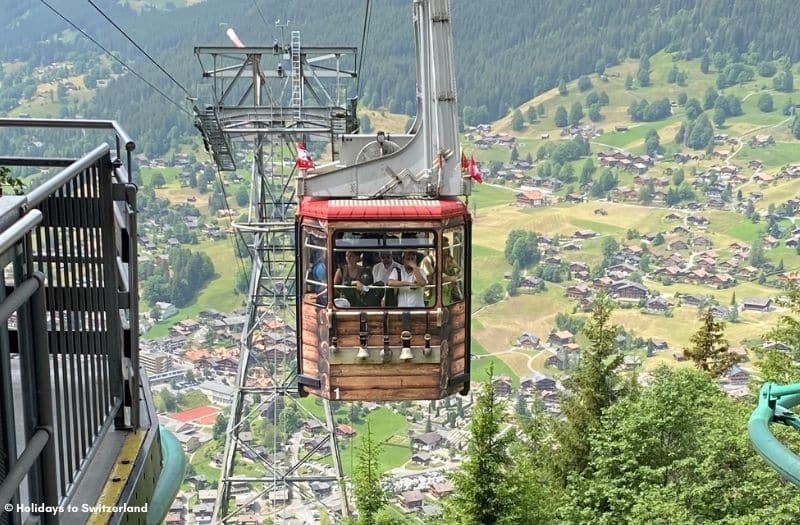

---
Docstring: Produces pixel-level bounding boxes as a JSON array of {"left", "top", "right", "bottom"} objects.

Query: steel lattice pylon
[{"left": 194, "top": 33, "right": 357, "bottom": 523}]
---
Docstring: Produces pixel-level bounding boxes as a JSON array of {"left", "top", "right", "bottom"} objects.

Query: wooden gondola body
[{"left": 296, "top": 197, "right": 471, "bottom": 400}]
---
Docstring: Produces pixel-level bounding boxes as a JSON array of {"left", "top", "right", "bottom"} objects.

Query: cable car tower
[{"left": 194, "top": 31, "right": 357, "bottom": 523}]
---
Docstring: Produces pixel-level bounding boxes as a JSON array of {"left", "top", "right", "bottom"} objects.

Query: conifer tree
[
  {"left": 552, "top": 291, "right": 622, "bottom": 483},
  {"left": 684, "top": 310, "right": 733, "bottom": 377},
  {"left": 442, "top": 365, "right": 511, "bottom": 525},
  {"left": 352, "top": 422, "right": 387, "bottom": 525}
]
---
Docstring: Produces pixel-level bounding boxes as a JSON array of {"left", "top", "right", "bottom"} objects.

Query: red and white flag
[
  {"left": 296, "top": 142, "right": 315, "bottom": 170},
  {"left": 460, "top": 152, "right": 469, "bottom": 172},
  {"left": 468, "top": 156, "right": 483, "bottom": 184}
]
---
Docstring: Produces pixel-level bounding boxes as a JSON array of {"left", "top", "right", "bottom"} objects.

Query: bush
[{"left": 483, "top": 283, "right": 504, "bottom": 305}]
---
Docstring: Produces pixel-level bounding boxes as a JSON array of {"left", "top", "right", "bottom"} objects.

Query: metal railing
[{"left": 0, "top": 119, "right": 139, "bottom": 524}]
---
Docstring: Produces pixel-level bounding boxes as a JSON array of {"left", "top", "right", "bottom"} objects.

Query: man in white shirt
[
  {"left": 388, "top": 250, "right": 428, "bottom": 308},
  {"left": 372, "top": 253, "right": 403, "bottom": 284}
]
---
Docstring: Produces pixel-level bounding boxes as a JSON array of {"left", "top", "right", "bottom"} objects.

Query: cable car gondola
[
  {"left": 294, "top": 0, "right": 469, "bottom": 401},
  {"left": 296, "top": 197, "right": 471, "bottom": 400}
]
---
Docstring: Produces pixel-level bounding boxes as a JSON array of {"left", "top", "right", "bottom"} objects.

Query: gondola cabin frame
[{"left": 296, "top": 197, "right": 471, "bottom": 401}]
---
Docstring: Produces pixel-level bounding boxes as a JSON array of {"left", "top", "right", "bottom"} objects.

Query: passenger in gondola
[
  {"left": 307, "top": 249, "right": 328, "bottom": 305},
  {"left": 389, "top": 250, "right": 428, "bottom": 307},
  {"left": 372, "top": 252, "right": 402, "bottom": 307}
]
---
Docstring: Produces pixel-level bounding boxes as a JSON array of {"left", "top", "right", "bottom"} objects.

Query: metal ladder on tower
[
  {"left": 291, "top": 31, "right": 302, "bottom": 121},
  {"left": 197, "top": 106, "right": 236, "bottom": 171}
]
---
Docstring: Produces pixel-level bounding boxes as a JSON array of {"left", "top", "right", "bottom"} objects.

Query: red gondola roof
[{"left": 299, "top": 197, "right": 468, "bottom": 220}]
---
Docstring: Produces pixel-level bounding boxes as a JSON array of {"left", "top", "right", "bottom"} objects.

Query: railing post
[
  {"left": 30, "top": 272, "right": 59, "bottom": 524},
  {"left": 100, "top": 153, "right": 126, "bottom": 429}
]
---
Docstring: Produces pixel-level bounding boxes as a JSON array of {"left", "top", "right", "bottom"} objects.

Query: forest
[
  {"left": 348, "top": 292, "right": 800, "bottom": 525},
  {"left": 4, "top": 0, "right": 800, "bottom": 152}
]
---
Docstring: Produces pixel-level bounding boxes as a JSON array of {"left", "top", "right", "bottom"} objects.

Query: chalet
[
  {"left": 623, "top": 355, "right": 642, "bottom": 369},
  {"left": 303, "top": 437, "right": 327, "bottom": 453},
  {"left": 679, "top": 294, "right": 706, "bottom": 307},
  {"left": 656, "top": 266, "right": 682, "bottom": 279},
  {"left": 492, "top": 376, "right": 513, "bottom": 397},
  {"left": 763, "top": 235, "right": 779, "bottom": 249},
  {"left": 666, "top": 253, "right": 684, "bottom": 265},
  {"left": 672, "top": 225, "right": 690, "bottom": 235},
  {"left": 786, "top": 237, "right": 799, "bottom": 248},
  {"left": 764, "top": 341, "right": 791, "bottom": 352},
  {"left": 574, "top": 230, "right": 597, "bottom": 239},
  {"left": 686, "top": 268, "right": 710, "bottom": 284},
  {"left": 304, "top": 420, "right": 323, "bottom": 432},
  {"left": 517, "top": 333, "right": 540, "bottom": 348},
  {"left": 549, "top": 330, "right": 574, "bottom": 346},
  {"left": 565, "top": 193, "right": 585, "bottom": 203},
  {"left": 430, "top": 481, "right": 454, "bottom": 499},
  {"left": 738, "top": 266, "right": 759, "bottom": 279},
  {"left": 516, "top": 190, "right": 544, "bottom": 207},
  {"left": 668, "top": 240, "right": 689, "bottom": 251},
  {"left": 519, "top": 276, "right": 543, "bottom": 290},
  {"left": 729, "top": 241, "right": 749, "bottom": 251},
  {"left": 742, "top": 297, "right": 772, "bottom": 312},
  {"left": 566, "top": 284, "right": 592, "bottom": 299},
  {"left": 709, "top": 273, "right": 735, "bottom": 289},
  {"left": 561, "top": 242, "right": 581, "bottom": 251},
  {"left": 751, "top": 134, "right": 774, "bottom": 147},
  {"left": 545, "top": 353, "right": 566, "bottom": 370},
  {"left": 574, "top": 270, "right": 590, "bottom": 281},
  {"left": 664, "top": 212, "right": 683, "bottom": 222},
  {"left": 592, "top": 276, "right": 613, "bottom": 289},
  {"left": 412, "top": 452, "right": 432, "bottom": 464},
  {"left": 609, "top": 280, "right": 648, "bottom": 300},
  {"left": 594, "top": 208, "right": 608, "bottom": 215},
  {"left": 607, "top": 263, "right": 637, "bottom": 280},
  {"left": 723, "top": 365, "right": 750, "bottom": 385},
  {"left": 544, "top": 255, "right": 562, "bottom": 265},
  {"left": 569, "top": 262, "right": 590, "bottom": 273},
  {"left": 336, "top": 424, "right": 357, "bottom": 438},
  {"left": 710, "top": 305, "right": 731, "bottom": 319},
  {"left": 687, "top": 214, "right": 709, "bottom": 225},
  {"left": 310, "top": 481, "right": 333, "bottom": 496},
  {"left": 651, "top": 339, "right": 669, "bottom": 351},
  {"left": 691, "top": 236, "right": 713, "bottom": 248},
  {"left": 521, "top": 372, "right": 557, "bottom": 392},
  {"left": 401, "top": 490, "right": 424, "bottom": 510},
  {"left": 673, "top": 352, "right": 686, "bottom": 362},
  {"left": 782, "top": 164, "right": 800, "bottom": 178},
  {"left": 644, "top": 297, "right": 670, "bottom": 312},
  {"left": 622, "top": 245, "right": 644, "bottom": 257},
  {"left": 563, "top": 343, "right": 581, "bottom": 354},
  {"left": 673, "top": 152, "right": 690, "bottom": 163}
]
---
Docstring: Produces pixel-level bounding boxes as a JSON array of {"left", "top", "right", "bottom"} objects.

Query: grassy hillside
[{"left": 466, "top": 51, "right": 800, "bottom": 378}]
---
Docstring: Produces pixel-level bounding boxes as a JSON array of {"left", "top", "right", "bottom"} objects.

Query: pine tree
[
  {"left": 352, "top": 422, "right": 387, "bottom": 525},
  {"left": 554, "top": 105, "right": 568, "bottom": 128},
  {"left": 552, "top": 291, "right": 622, "bottom": 483},
  {"left": 684, "top": 310, "right": 734, "bottom": 377},
  {"left": 442, "top": 364, "right": 511, "bottom": 525},
  {"left": 511, "top": 108, "right": 525, "bottom": 131}
]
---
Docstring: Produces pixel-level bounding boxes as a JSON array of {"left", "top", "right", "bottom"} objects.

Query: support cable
[
  {"left": 38, "top": 0, "right": 192, "bottom": 117},
  {"left": 86, "top": 0, "right": 194, "bottom": 98},
  {"left": 356, "top": 0, "right": 372, "bottom": 98}
]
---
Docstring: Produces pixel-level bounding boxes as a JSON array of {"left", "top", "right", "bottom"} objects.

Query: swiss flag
[
  {"left": 469, "top": 156, "right": 483, "bottom": 184},
  {"left": 295, "top": 142, "right": 315, "bottom": 170}
]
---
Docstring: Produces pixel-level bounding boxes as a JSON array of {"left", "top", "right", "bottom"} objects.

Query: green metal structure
[{"left": 749, "top": 382, "right": 800, "bottom": 486}]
